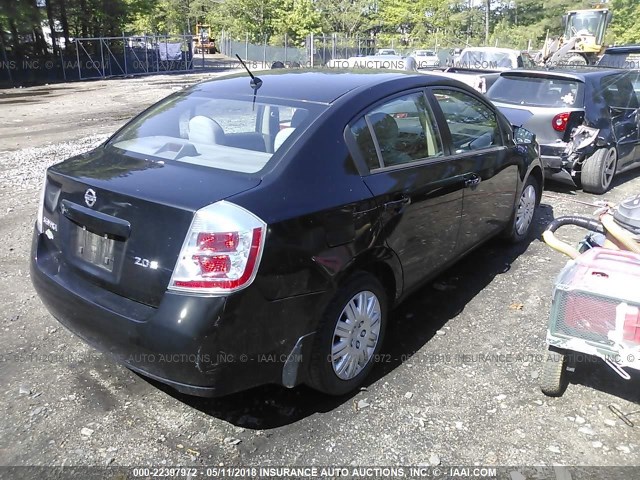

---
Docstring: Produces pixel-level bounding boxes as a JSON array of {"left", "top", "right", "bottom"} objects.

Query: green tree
[
  {"left": 273, "top": 0, "right": 321, "bottom": 44},
  {"left": 609, "top": 0, "right": 640, "bottom": 44}
]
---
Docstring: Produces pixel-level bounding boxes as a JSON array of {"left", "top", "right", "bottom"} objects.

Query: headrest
[
  {"left": 290, "top": 109, "right": 309, "bottom": 128},
  {"left": 188, "top": 116, "right": 225, "bottom": 144},
  {"left": 367, "top": 112, "right": 399, "bottom": 143}
]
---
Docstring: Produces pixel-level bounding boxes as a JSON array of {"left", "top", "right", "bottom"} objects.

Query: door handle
[
  {"left": 464, "top": 174, "right": 481, "bottom": 188},
  {"left": 384, "top": 196, "right": 411, "bottom": 210}
]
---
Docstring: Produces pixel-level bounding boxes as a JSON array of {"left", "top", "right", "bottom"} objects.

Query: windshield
[
  {"left": 488, "top": 75, "right": 584, "bottom": 108},
  {"left": 107, "top": 92, "right": 326, "bottom": 174},
  {"left": 458, "top": 50, "right": 515, "bottom": 69},
  {"left": 565, "top": 11, "right": 607, "bottom": 44}
]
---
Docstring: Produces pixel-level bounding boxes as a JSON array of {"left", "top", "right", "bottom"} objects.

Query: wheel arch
[{"left": 337, "top": 247, "right": 403, "bottom": 308}]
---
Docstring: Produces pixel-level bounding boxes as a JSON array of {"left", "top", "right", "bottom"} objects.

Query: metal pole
[
  {"left": 59, "top": 46, "right": 66, "bottom": 81},
  {"left": 76, "top": 38, "right": 81, "bottom": 80},
  {"left": 263, "top": 35, "right": 266, "bottom": 68},
  {"left": 245, "top": 32, "right": 248, "bottom": 60},
  {"left": 284, "top": 33, "right": 287, "bottom": 63},
  {"left": 99, "top": 39, "right": 105, "bottom": 77},
  {"left": 156, "top": 35, "right": 159, "bottom": 73},
  {"left": 322, "top": 34, "right": 326, "bottom": 65},
  {"left": 145, "top": 35, "right": 148, "bottom": 73},
  {"left": 123, "top": 32, "right": 127, "bottom": 74}
]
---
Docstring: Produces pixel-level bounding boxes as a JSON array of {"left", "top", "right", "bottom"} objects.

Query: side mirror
[
  {"left": 606, "top": 11, "right": 613, "bottom": 25},
  {"left": 562, "top": 15, "right": 568, "bottom": 29},
  {"left": 514, "top": 126, "right": 536, "bottom": 144}
]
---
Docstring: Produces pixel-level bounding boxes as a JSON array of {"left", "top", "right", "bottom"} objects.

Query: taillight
[
  {"left": 168, "top": 201, "right": 267, "bottom": 295},
  {"left": 552, "top": 112, "right": 570, "bottom": 132}
]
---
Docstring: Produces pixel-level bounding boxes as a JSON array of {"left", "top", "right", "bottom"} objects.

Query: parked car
[
  {"left": 410, "top": 49, "right": 440, "bottom": 67},
  {"left": 31, "top": 71, "right": 543, "bottom": 397},
  {"left": 424, "top": 48, "right": 535, "bottom": 94},
  {"left": 376, "top": 48, "right": 398, "bottom": 56},
  {"left": 456, "top": 47, "right": 536, "bottom": 70},
  {"left": 487, "top": 68, "right": 640, "bottom": 194},
  {"left": 597, "top": 45, "right": 640, "bottom": 69}
]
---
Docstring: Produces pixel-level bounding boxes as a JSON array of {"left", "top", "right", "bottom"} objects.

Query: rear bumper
[
  {"left": 539, "top": 143, "right": 577, "bottom": 186},
  {"left": 30, "top": 231, "right": 324, "bottom": 397}
]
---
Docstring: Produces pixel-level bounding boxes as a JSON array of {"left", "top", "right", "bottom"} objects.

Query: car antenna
[
  {"left": 235, "top": 54, "right": 262, "bottom": 109},
  {"left": 235, "top": 54, "right": 262, "bottom": 90}
]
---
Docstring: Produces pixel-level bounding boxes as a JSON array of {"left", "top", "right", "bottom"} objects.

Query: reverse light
[
  {"left": 552, "top": 112, "right": 570, "bottom": 132},
  {"left": 168, "top": 201, "right": 267, "bottom": 295}
]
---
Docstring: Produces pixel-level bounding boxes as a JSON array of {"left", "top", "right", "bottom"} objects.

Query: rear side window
[
  {"left": 488, "top": 75, "right": 584, "bottom": 108},
  {"left": 350, "top": 92, "right": 443, "bottom": 170},
  {"left": 432, "top": 89, "right": 502, "bottom": 153}
]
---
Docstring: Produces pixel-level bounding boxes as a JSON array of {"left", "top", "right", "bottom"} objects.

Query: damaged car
[
  {"left": 488, "top": 68, "right": 640, "bottom": 194},
  {"left": 31, "top": 70, "right": 542, "bottom": 398}
]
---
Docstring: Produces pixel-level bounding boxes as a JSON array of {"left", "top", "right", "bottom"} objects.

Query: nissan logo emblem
[{"left": 84, "top": 188, "right": 97, "bottom": 207}]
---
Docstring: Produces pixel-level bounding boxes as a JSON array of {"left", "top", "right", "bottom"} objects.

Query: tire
[
  {"left": 540, "top": 349, "right": 568, "bottom": 397},
  {"left": 561, "top": 54, "right": 587, "bottom": 66},
  {"left": 307, "top": 273, "right": 388, "bottom": 396},
  {"left": 581, "top": 147, "right": 617, "bottom": 194},
  {"left": 503, "top": 175, "right": 539, "bottom": 243}
]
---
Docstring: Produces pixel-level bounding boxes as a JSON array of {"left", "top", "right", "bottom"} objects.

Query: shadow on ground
[
  {"left": 544, "top": 167, "right": 640, "bottom": 195},
  {"left": 567, "top": 358, "right": 640, "bottom": 406},
  {"left": 147, "top": 204, "right": 555, "bottom": 429}
]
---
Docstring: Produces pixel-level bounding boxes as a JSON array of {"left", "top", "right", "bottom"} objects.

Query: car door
[
  {"left": 600, "top": 73, "right": 640, "bottom": 168},
  {"left": 346, "top": 90, "right": 469, "bottom": 292},
  {"left": 429, "top": 88, "right": 518, "bottom": 255}
]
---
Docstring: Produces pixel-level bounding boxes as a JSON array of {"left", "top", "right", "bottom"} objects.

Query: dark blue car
[{"left": 31, "top": 71, "right": 542, "bottom": 397}]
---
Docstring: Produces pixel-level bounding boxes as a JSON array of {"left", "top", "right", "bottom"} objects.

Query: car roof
[
  {"left": 193, "top": 70, "right": 456, "bottom": 104},
  {"left": 497, "top": 67, "right": 628, "bottom": 81},
  {"left": 603, "top": 45, "right": 640, "bottom": 54}
]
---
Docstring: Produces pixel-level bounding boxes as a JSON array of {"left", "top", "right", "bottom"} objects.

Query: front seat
[
  {"left": 274, "top": 109, "right": 309, "bottom": 151},
  {"left": 188, "top": 116, "right": 225, "bottom": 144}
]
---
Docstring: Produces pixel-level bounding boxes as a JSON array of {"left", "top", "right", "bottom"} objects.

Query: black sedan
[
  {"left": 31, "top": 71, "right": 543, "bottom": 397},
  {"left": 488, "top": 68, "right": 640, "bottom": 194}
]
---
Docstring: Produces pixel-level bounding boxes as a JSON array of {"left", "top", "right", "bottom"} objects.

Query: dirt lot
[{"left": 0, "top": 71, "right": 639, "bottom": 477}]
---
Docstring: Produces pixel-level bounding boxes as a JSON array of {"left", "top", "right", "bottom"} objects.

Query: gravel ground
[{"left": 0, "top": 72, "right": 639, "bottom": 479}]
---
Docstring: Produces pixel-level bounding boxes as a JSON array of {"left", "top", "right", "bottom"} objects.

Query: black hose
[{"left": 545, "top": 215, "right": 605, "bottom": 234}]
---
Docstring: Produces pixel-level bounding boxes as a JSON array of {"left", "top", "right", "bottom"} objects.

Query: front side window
[
  {"left": 432, "top": 89, "right": 502, "bottom": 153},
  {"left": 350, "top": 92, "right": 443, "bottom": 170},
  {"left": 108, "top": 93, "right": 324, "bottom": 174}
]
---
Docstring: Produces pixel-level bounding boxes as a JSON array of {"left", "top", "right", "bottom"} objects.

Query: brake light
[
  {"left": 552, "top": 112, "right": 570, "bottom": 132},
  {"left": 168, "top": 201, "right": 267, "bottom": 294}
]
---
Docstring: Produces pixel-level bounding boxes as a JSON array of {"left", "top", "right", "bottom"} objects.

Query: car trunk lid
[{"left": 43, "top": 148, "right": 260, "bottom": 307}]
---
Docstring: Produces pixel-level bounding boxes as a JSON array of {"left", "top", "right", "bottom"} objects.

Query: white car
[
  {"left": 411, "top": 50, "right": 440, "bottom": 67},
  {"left": 375, "top": 49, "right": 398, "bottom": 56},
  {"left": 456, "top": 47, "right": 535, "bottom": 70}
]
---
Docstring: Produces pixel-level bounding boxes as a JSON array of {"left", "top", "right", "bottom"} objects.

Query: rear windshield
[
  {"left": 107, "top": 92, "right": 326, "bottom": 174},
  {"left": 458, "top": 50, "right": 515, "bottom": 69},
  {"left": 598, "top": 52, "right": 640, "bottom": 69},
  {"left": 487, "top": 75, "right": 584, "bottom": 108}
]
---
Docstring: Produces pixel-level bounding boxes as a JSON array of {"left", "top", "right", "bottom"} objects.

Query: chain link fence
[{"left": 0, "top": 34, "right": 194, "bottom": 86}]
